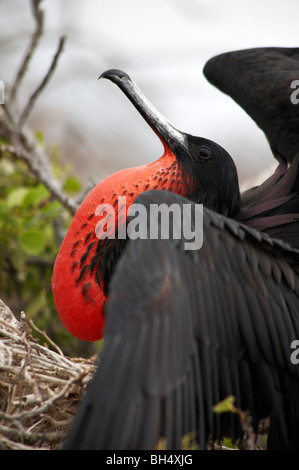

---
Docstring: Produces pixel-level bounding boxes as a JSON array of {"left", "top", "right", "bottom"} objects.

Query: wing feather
[
  {"left": 63, "top": 191, "right": 299, "bottom": 450},
  {"left": 203, "top": 47, "right": 299, "bottom": 163}
]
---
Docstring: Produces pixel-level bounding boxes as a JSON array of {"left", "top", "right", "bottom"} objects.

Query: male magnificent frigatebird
[{"left": 55, "top": 47, "right": 299, "bottom": 450}]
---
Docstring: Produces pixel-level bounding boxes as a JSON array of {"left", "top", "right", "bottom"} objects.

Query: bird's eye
[{"left": 198, "top": 146, "right": 212, "bottom": 160}]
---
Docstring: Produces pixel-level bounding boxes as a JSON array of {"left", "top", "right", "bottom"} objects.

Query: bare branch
[
  {"left": 10, "top": 0, "right": 44, "bottom": 102},
  {"left": 16, "top": 35, "right": 66, "bottom": 133}
]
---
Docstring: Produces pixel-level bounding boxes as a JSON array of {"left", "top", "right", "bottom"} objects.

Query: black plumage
[
  {"left": 62, "top": 47, "right": 299, "bottom": 450},
  {"left": 203, "top": 47, "right": 299, "bottom": 163},
  {"left": 63, "top": 191, "right": 299, "bottom": 450}
]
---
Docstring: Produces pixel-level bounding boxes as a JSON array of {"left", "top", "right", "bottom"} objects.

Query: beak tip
[{"left": 98, "top": 69, "right": 131, "bottom": 82}]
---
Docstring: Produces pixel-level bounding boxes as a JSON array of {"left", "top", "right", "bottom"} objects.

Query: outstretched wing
[
  {"left": 203, "top": 47, "right": 299, "bottom": 163},
  {"left": 62, "top": 190, "right": 299, "bottom": 450}
]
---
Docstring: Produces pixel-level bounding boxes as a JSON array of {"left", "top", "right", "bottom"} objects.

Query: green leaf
[
  {"left": 0, "top": 201, "right": 8, "bottom": 217},
  {"left": 26, "top": 290, "right": 47, "bottom": 318},
  {"left": 0, "top": 158, "right": 14, "bottom": 176},
  {"left": 63, "top": 176, "right": 81, "bottom": 194},
  {"left": 212, "top": 395, "right": 238, "bottom": 414},
  {"left": 155, "top": 437, "right": 167, "bottom": 450},
  {"left": 0, "top": 137, "right": 8, "bottom": 148},
  {"left": 23, "top": 185, "right": 49, "bottom": 208},
  {"left": 221, "top": 438, "right": 238, "bottom": 449},
  {"left": 42, "top": 224, "right": 54, "bottom": 244},
  {"left": 19, "top": 231, "right": 45, "bottom": 255},
  {"left": 7, "top": 187, "right": 30, "bottom": 208},
  {"left": 41, "top": 200, "right": 62, "bottom": 217},
  {"left": 10, "top": 249, "right": 27, "bottom": 271},
  {"left": 35, "top": 130, "right": 44, "bottom": 147},
  {"left": 181, "top": 431, "right": 199, "bottom": 450}
]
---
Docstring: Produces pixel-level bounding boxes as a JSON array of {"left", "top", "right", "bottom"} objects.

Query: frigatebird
[{"left": 57, "top": 47, "right": 299, "bottom": 450}]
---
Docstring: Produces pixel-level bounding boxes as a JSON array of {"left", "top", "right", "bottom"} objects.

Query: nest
[{"left": 0, "top": 299, "right": 96, "bottom": 450}]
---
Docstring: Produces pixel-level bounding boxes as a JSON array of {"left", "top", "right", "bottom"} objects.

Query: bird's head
[{"left": 100, "top": 69, "right": 240, "bottom": 217}]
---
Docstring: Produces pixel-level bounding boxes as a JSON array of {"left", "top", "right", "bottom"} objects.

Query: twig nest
[{"left": 0, "top": 299, "right": 96, "bottom": 450}]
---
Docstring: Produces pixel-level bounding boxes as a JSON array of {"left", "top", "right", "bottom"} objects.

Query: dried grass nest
[{"left": 0, "top": 299, "right": 97, "bottom": 450}]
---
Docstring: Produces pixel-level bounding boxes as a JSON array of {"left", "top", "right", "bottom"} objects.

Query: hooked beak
[{"left": 99, "top": 69, "right": 188, "bottom": 154}]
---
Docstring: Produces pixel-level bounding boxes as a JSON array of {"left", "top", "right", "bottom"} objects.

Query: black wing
[
  {"left": 203, "top": 47, "right": 299, "bottom": 163},
  {"left": 62, "top": 190, "right": 299, "bottom": 450}
]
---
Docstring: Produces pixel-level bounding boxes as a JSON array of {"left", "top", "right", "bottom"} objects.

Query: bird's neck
[{"left": 52, "top": 149, "right": 192, "bottom": 341}]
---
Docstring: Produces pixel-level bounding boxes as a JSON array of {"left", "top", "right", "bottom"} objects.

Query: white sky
[{"left": 1, "top": 0, "right": 298, "bottom": 189}]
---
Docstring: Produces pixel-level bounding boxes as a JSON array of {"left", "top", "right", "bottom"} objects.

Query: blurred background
[
  {"left": 1, "top": 0, "right": 298, "bottom": 188},
  {"left": 0, "top": 0, "right": 298, "bottom": 354}
]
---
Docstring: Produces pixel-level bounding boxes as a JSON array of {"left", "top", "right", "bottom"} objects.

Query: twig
[
  {"left": 10, "top": 0, "right": 44, "bottom": 102},
  {"left": 29, "top": 318, "right": 64, "bottom": 356},
  {"left": 1, "top": 102, "right": 15, "bottom": 125},
  {"left": 0, "top": 424, "right": 66, "bottom": 446},
  {"left": 16, "top": 35, "right": 66, "bottom": 133},
  {"left": 0, "top": 370, "right": 91, "bottom": 422}
]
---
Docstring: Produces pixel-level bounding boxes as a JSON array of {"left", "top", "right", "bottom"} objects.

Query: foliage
[{"left": 0, "top": 135, "right": 85, "bottom": 356}]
